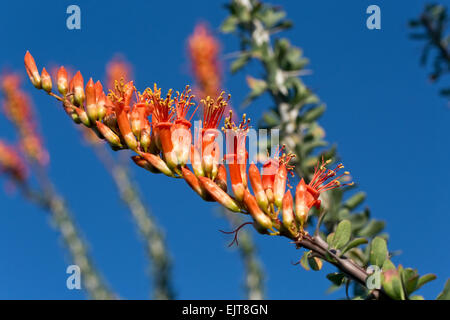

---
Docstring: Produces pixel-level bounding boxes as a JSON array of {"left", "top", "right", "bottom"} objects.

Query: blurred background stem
[{"left": 87, "top": 138, "right": 174, "bottom": 300}]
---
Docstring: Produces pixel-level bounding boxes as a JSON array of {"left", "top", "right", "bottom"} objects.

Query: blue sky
[{"left": 0, "top": 0, "right": 449, "bottom": 299}]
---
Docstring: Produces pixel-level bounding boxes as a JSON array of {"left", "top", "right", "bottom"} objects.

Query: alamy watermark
[
  {"left": 66, "top": 265, "right": 81, "bottom": 290},
  {"left": 66, "top": 5, "right": 81, "bottom": 30},
  {"left": 366, "top": 265, "right": 381, "bottom": 290},
  {"left": 366, "top": 5, "right": 381, "bottom": 30}
]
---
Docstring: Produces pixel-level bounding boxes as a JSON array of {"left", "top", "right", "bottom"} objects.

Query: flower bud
[
  {"left": 72, "top": 71, "right": 85, "bottom": 107},
  {"left": 131, "top": 155, "right": 160, "bottom": 173},
  {"left": 95, "top": 121, "right": 123, "bottom": 148},
  {"left": 282, "top": 190, "right": 297, "bottom": 236},
  {"left": 24, "top": 51, "right": 41, "bottom": 89},
  {"left": 69, "top": 103, "right": 90, "bottom": 127},
  {"left": 243, "top": 189, "right": 274, "bottom": 231},
  {"left": 248, "top": 163, "right": 270, "bottom": 214},
  {"left": 181, "top": 167, "right": 213, "bottom": 201},
  {"left": 139, "top": 152, "right": 174, "bottom": 177},
  {"left": 214, "top": 164, "right": 228, "bottom": 192},
  {"left": 40, "top": 68, "right": 52, "bottom": 93},
  {"left": 57, "top": 66, "right": 68, "bottom": 95},
  {"left": 95, "top": 81, "right": 107, "bottom": 120},
  {"left": 85, "top": 78, "right": 98, "bottom": 122},
  {"left": 198, "top": 176, "right": 241, "bottom": 212},
  {"left": 295, "top": 178, "right": 314, "bottom": 227},
  {"left": 273, "top": 163, "right": 287, "bottom": 208}
]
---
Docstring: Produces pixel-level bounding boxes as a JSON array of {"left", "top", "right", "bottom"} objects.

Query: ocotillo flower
[
  {"left": 24, "top": 51, "right": 41, "bottom": 89},
  {"left": 40, "top": 68, "right": 52, "bottom": 93},
  {"left": 261, "top": 146, "right": 295, "bottom": 211},
  {"left": 188, "top": 23, "right": 221, "bottom": 100},
  {"left": 173, "top": 86, "right": 198, "bottom": 167},
  {"left": 22, "top": 51, "right": 357, "bottom": 245},
  {"left": 108, "top": 79, "right": 138, "bottom": 150},
  {"left": 1, "top": 73, "right": 48, "bottom": 166},
  {"left": 282, "top": 190, "right": 297, "bottom": 237},
  {"left": 223, "top": 111, "right": 250, "bottom": 202},
  {"left": 72, "top": 71, "right": 85, "bottom": 107},
  {"left": 147, "top": 85, "right": 177, "bottom": 169},
  {"left": 0, "top": 140, "right": 28, "bottom": 183},
  {"left": 248, "top": 163, "right": 270, "bottom": 214},
  {"left": 199, "top": 92, "right": 229, "bottom": 179},
  {"left": 56, "top": 66, "right": 69, "bottom": 95},
  {"left": 295, "top": 158, "right": 353, "bottom": 227}
]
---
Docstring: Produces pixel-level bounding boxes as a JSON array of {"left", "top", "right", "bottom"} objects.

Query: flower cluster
[
  {"left": 0, "top": 140, "right": 28, "bottom": 183},
  {"left": 24, "top": 51, "right": 353, "bottom": 240},
  {"left": 188, "top": 23, "right": 222, "bottom": 100},
  {"left": 1, "top": 72, "right": 48, "bottom": 165}
]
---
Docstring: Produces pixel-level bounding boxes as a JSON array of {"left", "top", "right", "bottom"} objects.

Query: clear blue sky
[{"left": 0, "top": 0, "right": 448, "bottom": 299}]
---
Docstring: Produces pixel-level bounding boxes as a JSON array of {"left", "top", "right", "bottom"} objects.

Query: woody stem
[{"left": 297, "top": 234, "right": 388, "bottom": 299}]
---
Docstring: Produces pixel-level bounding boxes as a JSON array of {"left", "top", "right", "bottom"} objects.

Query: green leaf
[
  {"left": 308, "top": 255, "right": 323, "bottom": 271},
  {"left": 400, "top": 268, "right": 419, "bottom": 295},
  {"left": 326, "top": 232, "right": 335, "bottom": 246},
  {"left": 369, "top": 237, "right": 388, "bottom": 267},
  {"left": 242, "top": 76, "right": 268, "bottom": 107},
  {"left": 220, "top": 16, "right": 239, "bottom": 33},
  {"left": 230, "top": 53, "right": 250, "bottom": 74},
  {"left": 326, "top": 272, "right": 345, "bottom": 287},
  {"left": 302, "top": 105, "right": 326, "bottom": 123},
  {"left": 436, "top": 279, "right": 450, "bottom": 300},
  {"left": 358, "top": 220, "right": 385, "bottom": 238},
  {"left": 331, "top": 220, "right": 351, "bottom": 250},
  {"left": 410, "top": 295, "right": 424, "bottom": 300},
  {"left": 382, "top": 269, "right": 406, "bottom": 300},
  {"left": 382, "top": 259, "right": 396, "bottom": 271},
  {"left": 299, "top": 251, "right": 310, "bottom": 271},
  {"left": 344, "top": 192, "right": 366, "bottom": 210},
  {"left": 416, "top": 274, "right": 437, "bottom": 291},
  {"left": 261, "top": 110, "right": 280, "bottom": 127},
  {"left": 341, "top": 238, "right": 368, "bottom": 255}
]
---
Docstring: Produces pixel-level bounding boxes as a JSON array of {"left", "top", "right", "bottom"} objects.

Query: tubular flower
[
  {"left": 108, "top": 80, "right": 138, "bottom": 150},
  {"left": 248, "top": 163, "right": 270, "bottom": 214},
  {"left": 147, "top": 85, "right": 177, "bottom": 169},
  {"left": 0, "top": 140, "right": 28, "bottom": 183},
  {"left": 23, "top": 51, "right": 356, "bottom": 244},
  {"left": 1, "top": 73, "right": 48, "bottom": 165},
  {"left": 295, "top": 158, "right": 353, "bottom": 228},
  {"left": 223, "top": 111, "right": 250, "bottom": 202},
  {"left": 188, "top": 23, "right": 221, "bottom": 99},
  {"left": 261, "top": 146, "right": 295, "bottom": 210},
  {"left": 173, "top": 86, "right": 198, "bottom": 167},
  {"left": 200, "top": 92, "right": 229, "bottom": 179}
]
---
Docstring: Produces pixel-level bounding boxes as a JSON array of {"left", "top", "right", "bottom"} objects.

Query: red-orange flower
[
  {"left": 199, "top": 92, "right": 229, "bottom": 179},
  {"left": 0, "top": 140, "right": 28, "bottom": 182},
  {"left": 223, "top": 112, "right": 250, "bottom": 202},
  {"left": 295, "top": 158, "right": 352, "bottom": 227},
  {"left": 1, "top": 73, "right": 48, "bottom": 165},
  {"left": 188, "top": 23, "right": 221, "bottom": 100}
]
